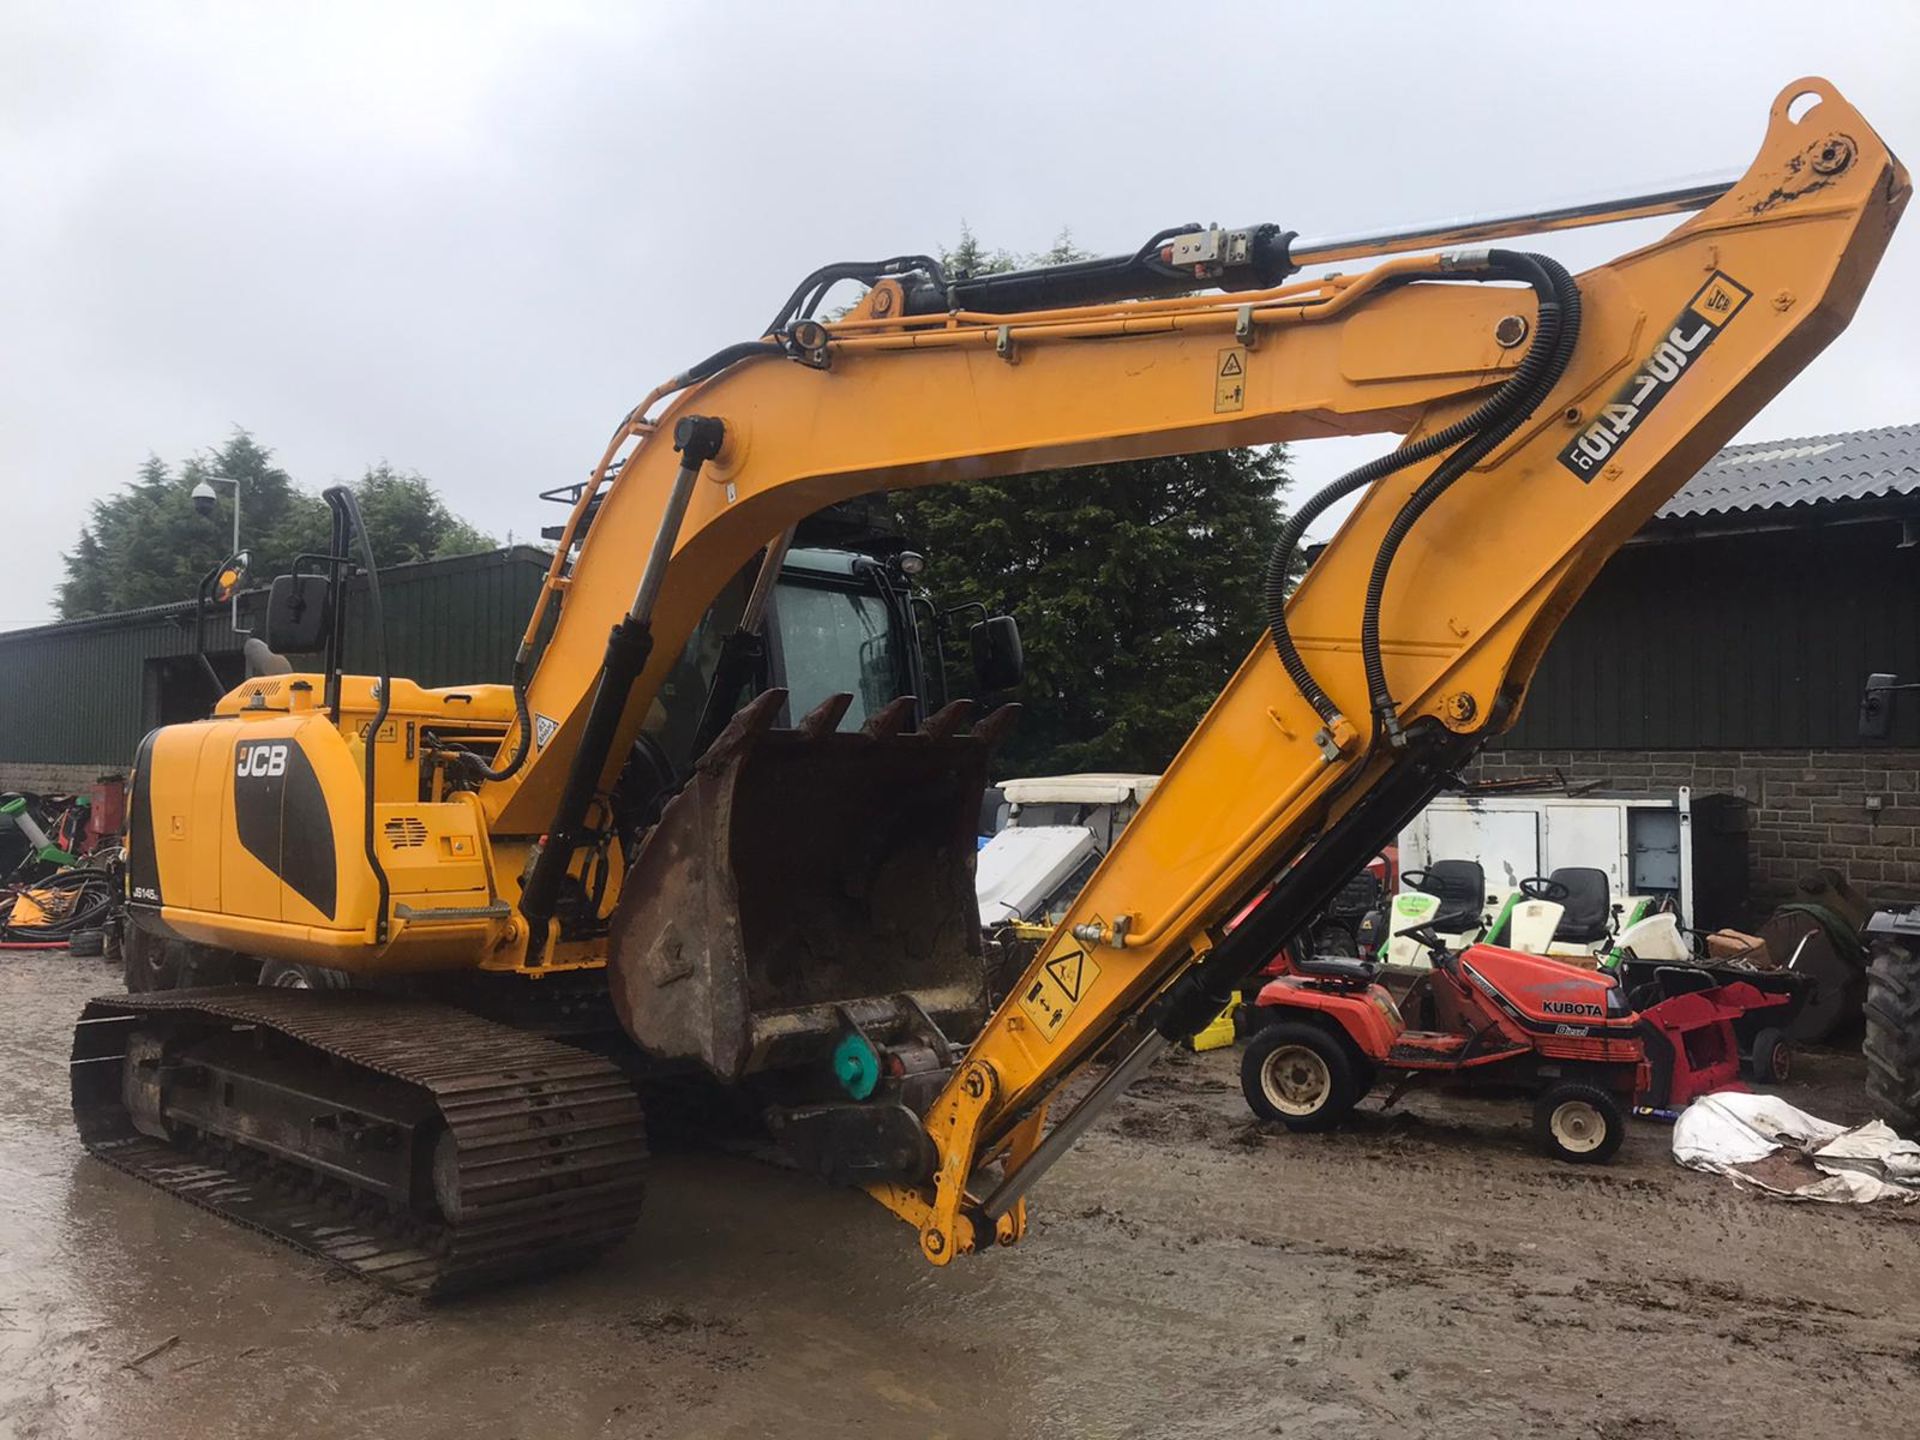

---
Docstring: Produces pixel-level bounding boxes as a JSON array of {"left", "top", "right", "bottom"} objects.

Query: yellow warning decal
[
  {"left": 1214, "top": 346, "right": 1246, "bottom": 413},
  {"left": 1017, "top": 945, "right": 1102, "bottom": 1042}
]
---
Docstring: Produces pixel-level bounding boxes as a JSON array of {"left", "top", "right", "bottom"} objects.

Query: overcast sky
[{"left": 3, "top": 2, "right": 1916, "bottom": 630}]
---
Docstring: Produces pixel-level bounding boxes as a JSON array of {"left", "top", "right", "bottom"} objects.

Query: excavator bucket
[{"left": 608, "top": 689, "right": 1014, "bottom": 1083}]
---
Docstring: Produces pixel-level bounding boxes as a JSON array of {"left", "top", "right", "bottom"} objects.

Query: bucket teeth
[
  {"left": 695, "top": 687, "right": 786, "bottom": 772},
  {"left": 922, "top": 700, "right": 977, "bottom": 738},
  {"left": 860, "top": 695, "right": 917, "bottom": 738},
  {"left": 970, "top": 702, "right": 1022, "bottom": 748},
  {"left": 795, "top": 692, "right": 854, "bottom": 739}
]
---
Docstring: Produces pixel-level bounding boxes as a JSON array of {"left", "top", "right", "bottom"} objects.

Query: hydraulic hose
[
  {"left": 766, "top": 258, "right": 948, "bottom": 334},
  {"left": 1263, "top": 251, "right": 1580, "bottom": 728},
  {"left": 460, "top": 654, "right": 534, "bottom": 783},
  {"left": 1359, "top": 252, "right": 1582, "bottom": 739},
  {"left": 1, "top": 867, "right": 116, "bottom": 943}
]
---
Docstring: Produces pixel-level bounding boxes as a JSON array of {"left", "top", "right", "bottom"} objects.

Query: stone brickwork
[
  {"left": 0, "top": 761, "right": 121, "bottom": 796},
  {"left": 1464, "top": 747, "right": 1920, "bottom": 914}
]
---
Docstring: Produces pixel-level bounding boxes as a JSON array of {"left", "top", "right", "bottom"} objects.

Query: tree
[
  {"left": 56, "top": 433, "right": 496, "bottom": 619},
  {"left": 890, "top": 234, "right": 1296, "bottom": 776},
  {"left": 337, "top": 464, "right": 496, "bottom": 566}
]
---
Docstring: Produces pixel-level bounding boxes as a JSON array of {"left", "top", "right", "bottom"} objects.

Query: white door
[
  {"left": 1542, "top": 803, "right": 1627, "bottom": 897},
  {"left": 1420, "top": 807, "right": 1540, "bottom": 895}
]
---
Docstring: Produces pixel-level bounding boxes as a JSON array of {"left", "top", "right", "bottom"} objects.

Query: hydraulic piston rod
[{"left": 1289, "top": 172, "right": 1739, "bottom": 268}]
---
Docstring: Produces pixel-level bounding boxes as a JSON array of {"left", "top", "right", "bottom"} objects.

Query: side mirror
[
  {"left": 970, "top": 614, "right": 1024, "bottom": 693},
  {"left": 265, "top": 574, "right": 333, "bottom": 654},
  {"left": 1860, "top": 672, "right": 1899, "bottom": 740}
]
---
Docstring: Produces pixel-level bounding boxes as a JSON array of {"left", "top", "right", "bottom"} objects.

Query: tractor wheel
[
  {"left": 257, "top": 960, "right": 354, "bottom": 990},
  {"left": 1239, "top": 1022, "right": 1358, "bottom": 1132},
  {"left": 1533, "top": 1082, "right": 1625, "bottom": 1164},
  {"left": 1748, "top": 1026, "right": 1792, "bottom": 1085},
  {"left": 1865, "top": 935, "right": 1920, "bottom": 1135}
]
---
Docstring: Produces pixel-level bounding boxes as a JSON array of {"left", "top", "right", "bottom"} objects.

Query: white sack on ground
[{"left": 1672, "top": 1091, "right": 1920, "bottom": 1203}]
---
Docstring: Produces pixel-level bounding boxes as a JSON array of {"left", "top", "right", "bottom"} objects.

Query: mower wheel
[
  {"left": 67, "top": 929, "right": 106, "bottom": 958},
  {"left": 1748, "top": 1026, "right": 1792, "bottom": 1085},
  {"left": 1533, "top": 1082, "right": 1625, "bottom": 1164},
  {"left": 1240, "top": 1023, "right": 1358, "bottom": 1131}
]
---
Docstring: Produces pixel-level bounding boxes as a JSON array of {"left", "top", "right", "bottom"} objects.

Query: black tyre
[
  {"left": 67, "top": 929, "right": 106, "bottom": 958},
  {"left": 1865, "top": 935, "right": 1920, "bottom": 1134},
  {"left": 1748, "top": 1026, "right": 1792, "bottom": 1085},
  {"left": 1239, "top": 1022, "right": 1359, "bottom": 1131},
  {"left": 125, "top": 926, "right": 249, "bottom": 991},
  {"left": 1532, "top": 1082, "right": 1626, "bottom": 1164},
  {"left": 122, "top": 925, "right": 179, "bottom": 992},
  {"left": 257, "top": 959, "right": 353, "bottom": 990}
]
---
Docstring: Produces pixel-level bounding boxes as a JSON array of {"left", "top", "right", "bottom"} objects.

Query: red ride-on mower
[{"left": 1241, "top": 927, "right": 1649, "bottom": 1163}]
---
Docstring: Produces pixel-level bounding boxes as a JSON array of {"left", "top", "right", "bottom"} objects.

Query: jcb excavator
[{"left": 74, "top": 80, "right": 1905, "bottom": 1292}]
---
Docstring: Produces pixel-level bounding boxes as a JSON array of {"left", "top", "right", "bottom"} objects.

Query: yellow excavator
[{"left": 74, "top": 80, "right": 1905, "bottom": 1292}]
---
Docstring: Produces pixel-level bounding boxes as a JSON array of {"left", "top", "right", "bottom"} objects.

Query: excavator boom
[{"left": 505, "top": 79, "right": 1900, "bottom": 1260}]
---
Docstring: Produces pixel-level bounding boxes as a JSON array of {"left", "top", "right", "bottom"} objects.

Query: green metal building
[{"left": 0, "top": 547, "right": 550, "bottom": 792}]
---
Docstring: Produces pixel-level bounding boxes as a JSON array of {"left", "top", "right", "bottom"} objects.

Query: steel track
[{"left": 72, "top": 986, "right": 649, "bottom": 1298}]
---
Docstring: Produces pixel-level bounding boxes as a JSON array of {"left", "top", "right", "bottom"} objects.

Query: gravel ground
[{"left": 4, "top": 950, "right": 1919, "bottom": 1439}]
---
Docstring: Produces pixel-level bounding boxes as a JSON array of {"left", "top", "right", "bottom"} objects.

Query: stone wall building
[{"left": 1463, "top": 423, "right": 1920, "bottom": 915}]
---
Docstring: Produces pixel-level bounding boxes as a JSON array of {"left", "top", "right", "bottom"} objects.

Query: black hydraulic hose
[
  {"left": 1, "top": 867, "right": 116, "bottom": 942},
  {"left": 765, "top": 255, "right": 948, "bottom": 334},
  {"left": 460, "top": 655, "right": 535, "bottom": 783},
  {"left": 1262, "top": 253, "right": 1579, "bottom": 726},
  {"left": 674, "top": 339, "right": 786, "bottom": 389},
  {"left": 1360, "top": 253, "right": 1581, "bottom": 738},
  {"left": 1131, "top": 223, "right": 1203, "bottom": 265},
  {"left": 326, "top": 484, "right": 394, "bottom": 944}
]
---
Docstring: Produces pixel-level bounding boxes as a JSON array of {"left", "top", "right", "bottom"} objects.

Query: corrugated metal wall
[
  {"left": 0, "top": 548, "right": 548, "bottom": 768},
  {"left": 1499, "top": 519, "right": 1920, "bottom": 750},
  {"left": 336, "top": 548, "right": 548, "bottom": 687},
  {"left": 0, "top": 605, "right": 241, "bottom": 767}
]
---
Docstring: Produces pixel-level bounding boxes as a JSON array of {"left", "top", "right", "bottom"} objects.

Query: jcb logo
[
  {"left": 236, "top": 742, "right": 289, "bottom": 779},
  {"left": 1557, "top": 271, "right": 1751, "bottom": 481}
]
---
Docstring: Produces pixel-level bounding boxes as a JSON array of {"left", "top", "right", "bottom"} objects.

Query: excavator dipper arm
[{"left": 481, "top": 81, "right": 1902, "bottom": 1260}]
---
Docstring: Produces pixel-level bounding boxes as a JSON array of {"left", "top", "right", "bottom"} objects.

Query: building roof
[
  {"left": 0, "top": 544, "right": 551, "bottom": 645},
  {"left": 1655, "top": 422, "right": 1920, "bottom": 522}
]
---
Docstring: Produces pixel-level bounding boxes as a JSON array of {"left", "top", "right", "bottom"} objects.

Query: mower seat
[
  {"left": 1550, "top": 867, "right": 1612, "bottom": 945},
  {"left": 1410, "top": 860, "right": 1487, "bottom": 935},
  {"left": 1327, "top": 867, "right": 1384, "bottom": 921},
  {"left": 1291, "top": 954, "right": 1377, "bottom": 986}
]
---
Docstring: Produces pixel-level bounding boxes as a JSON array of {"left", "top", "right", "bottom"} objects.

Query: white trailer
[{"left": 1396, "top": 786, "right": 1750, "bottom": 932}]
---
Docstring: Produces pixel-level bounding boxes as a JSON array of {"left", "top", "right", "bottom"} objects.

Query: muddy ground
[{"left": 5, "top": 952, "right": 1919, "bottom": 1439}]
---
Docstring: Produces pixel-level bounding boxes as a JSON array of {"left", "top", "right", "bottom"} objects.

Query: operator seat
[
  {"left": 1549, "top": 866, "right": 1612, "bottom": 945},
  {"left": 1290, "top": 953, "right": 1377, "bottom": 985},
  {"left": 1411, "top": 859, "right": 1488, "bottom": 935}
]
